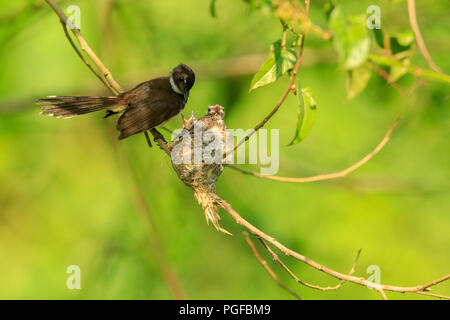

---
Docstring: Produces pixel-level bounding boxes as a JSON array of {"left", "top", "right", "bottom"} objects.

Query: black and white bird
[{"left": 36, "top": 64, "right": 195, "bottom": 140}]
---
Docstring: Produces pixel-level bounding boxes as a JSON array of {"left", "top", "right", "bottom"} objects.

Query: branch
[
  {"left": 244, "top": 232, "right": 302, "bottom": 300},
  {"left": 259, "top": 238, "right": 361, "bottom": 292},
  {"left": 226, "top": 0, "right": 311, "bottom": 158},
  {"left": 368, "top": 53, "right": 450, "bottom": 84},
  {"left": 227, "top": 117, "right": 400, "bottom": 183},
  {"left": 59, "top": 17, "right": 116, "bottom": 94},
  {"left": 149, "top": 128, "right": 171, "bottom": 156},
  {"left": 406, "top": 0, "right": 445, "bottom": 75},
  {"left": 45, "top": 0, "right": 122, "bottom": 95},
  {"left": 371, "top": 64, "right": 406, "bottom": 97},
  {"left": 218, "top": 198, "right": 450, "bottom": 299},
  {"left": 44, "top": 0, "right": 449, "bottom": 300}
]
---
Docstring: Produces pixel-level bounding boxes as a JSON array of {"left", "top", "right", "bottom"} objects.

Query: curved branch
[
  {"left": 226, "top": 0, "right": 311, "bottom": 158},
  {"left": 407, "top": 0, "right": 445, "bottom": 74},
  {"left": 371, "top": 64, "right": 406, "bottom": 97},
  {"left": 227, "top": 117, "right": 400, "bottom": 183},
  {"left": 59, "top": 18, "right": 116, "bottom": 94},
  {"left": 244, "top": 232, "right": 302, "bottom": 300},
  {"left": 45, "top": 0, "right": 122, "bottom": 95},
  {"left": 218, "top": 198, "right": 450, "bottom": 299},
  {"left": 259, "top": 238, "right": 361, "bottom": 292},
  {"left": 368, "top": 54, "right": 450, "bottom": 84}
]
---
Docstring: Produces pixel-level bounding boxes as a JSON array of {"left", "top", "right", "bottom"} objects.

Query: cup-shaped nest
[{"left": 168, "top": 105, "right": 232, "bottom": 234}]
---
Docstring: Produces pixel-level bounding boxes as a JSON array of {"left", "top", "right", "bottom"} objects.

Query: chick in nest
[{"left": 169, "top": 105, "right": 233, "bottom": 234}]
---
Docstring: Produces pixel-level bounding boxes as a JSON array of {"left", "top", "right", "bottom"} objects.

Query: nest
[{"left": 168, "top": 105, "right": 232, "bottom": 234}]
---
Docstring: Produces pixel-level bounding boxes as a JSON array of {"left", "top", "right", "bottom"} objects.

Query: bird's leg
[
  {"left": 144, "top": 131, "right": 153, "bottom": 148},
  {"left": 150, "top": 128, "right": 167, "bottom": 144},
  {"left": 160, "top": 126, "right": 173, "bottom": 134},
  {"left": 104, "top": 110, "right": 119, "bottom": 118}
]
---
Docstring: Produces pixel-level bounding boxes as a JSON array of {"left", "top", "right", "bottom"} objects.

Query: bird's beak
[{"left": 184, "top": 91, "right": 189, "bottom": 101}]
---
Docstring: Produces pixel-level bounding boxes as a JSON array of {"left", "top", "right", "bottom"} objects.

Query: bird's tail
[{"left": 36, "top": 96, "right": 124, "bottom": 118}]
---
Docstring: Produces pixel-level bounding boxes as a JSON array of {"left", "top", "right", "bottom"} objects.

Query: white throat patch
[{"left": 169, "top": 73, "right": 183, "bottom": 94}]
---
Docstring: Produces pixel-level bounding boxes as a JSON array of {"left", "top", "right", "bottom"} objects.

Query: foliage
[{"left": 0, "top": 0, "right": 449, "bottom": 299}]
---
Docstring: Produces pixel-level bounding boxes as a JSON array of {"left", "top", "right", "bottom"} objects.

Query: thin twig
[
  {"left": 259, "top": 238, "right": 361, "bottom": 292},
  {"left": 45, "top": 0, "right": 122, "bottom": 95},
  {"left": 415, "top": 291, "right": 450, "bottom": 300},
  {"left": 371, "top": 64, "right": 406, "bottom": 97},
  {"left": 408, "top": 78, "right": 427, "bottom": 94},
  {"left": 226, "top": 0, "right": 311, "bottom": 159},
  {"left": 150, "top": 128, "right": 171, "bottom": 156},
  {"left": 377, "top": 288, "right": 388, "bottom": 300},
  {"left": 368, "top": 53, "right": 450, "bottom": 84},
  {"left": 227, "top": 117, "right": 400, "bottom": 183},
  {"left": 244, "top": 232, "right": 302, "bottom": 300},
  {"left": 59, "top": 19, "right": 115, "bottom": 94},
  {"left": 280, "top": 19, "right": 288, "bottom": 49},
  {"left": 406, "top": 0, "right": 444, "bottom": 74},
  {"left": 218, "top": 198, "right": 450, "bottom": 299}
]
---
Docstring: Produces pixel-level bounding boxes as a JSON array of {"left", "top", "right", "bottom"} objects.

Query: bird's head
[
  {"left": 169, "top": 64, "right": 195, "bottom": 101},
  {"left": 207, "top": 104, "right": 225, "bottom": 119}
]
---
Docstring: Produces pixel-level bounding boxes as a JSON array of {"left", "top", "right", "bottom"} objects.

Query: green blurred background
[{"left": 0, "top": 0, "right": 449, "bottom": 299}]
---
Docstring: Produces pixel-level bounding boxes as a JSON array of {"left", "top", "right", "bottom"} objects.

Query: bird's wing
[{"left": 117, "top": 91, "right": 183, "bottom": 140}]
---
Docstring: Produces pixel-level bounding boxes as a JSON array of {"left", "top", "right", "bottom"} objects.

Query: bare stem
[
  {"left": 219, "top": 198, "right": 450, "bottom": 299},
  {"left": 372, "top": 64, "right": 406, "bottom": 97},
  {"left": 227, "top": 118, "right": 400, "bottom": 183},
  {"left": 259, "top": 238, "right": 361, "bottom": 292},
  {"left": 368, "top": 53, "right": 450, "bottom": 84},
  {"left": 45, "top": 0, "right": 122, "bottom": 95},
  {"left": 406, "top": 0, "right": 445, "bottom": 74},
  {"left": 226, "top": 0, "right": 311, "bottom": 159},
  {"left": 244, "top": 232, "right": 302, "bottom": 300}
]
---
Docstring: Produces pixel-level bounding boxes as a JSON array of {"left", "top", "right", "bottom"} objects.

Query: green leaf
[
  {"left": 329, "top": 7, "right": 370, "bottom": 70},
  {"left": 261, "top": 0, "right": 273, "bottom": 9},
  {"left": 247, "top": 0, "right": 273, "bottom": 12},
  {"left": 289, "top": 86, "right": 317, "bottom": 146},
  {"left": 390, "top": 32, "right": 414, "bottom": 81},
  {"left": 273, "top": 40, "right": 297, "bottom": 76},
  {"left": 388, "top": 32, "right": 414, "bottom": 81},
  {"left": 323, "top": 0, "right": 336, "bottom": 21},
  {"left": 372, "top": 28, "right": 385, "bottom": 48},
  {"left": 369, "top": 53, "right": 450, "bottom": 84},
  {"left": 372, "top": 29, "right": 414, "bottom": 54},
  {"left": 390, "top": 31, "right": 414, "bottom": 54},
  {"left": 346, "top": 62, "right": 372, "bottom": 100},
  {"left": 389, "top": 58, "right": 410, "bottom": 82},
  {"left": 210, "top": 0, "right": 217, "bottom": 18},
  {"left": 370, "top": 29, "right": 414, "bottom": 82},
  {"left": 249, "top": 40, "right": 297, "bottom": 91}
]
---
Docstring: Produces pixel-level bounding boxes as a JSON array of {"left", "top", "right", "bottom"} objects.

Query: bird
[
  {"left": 169, "top": 104, "right": 231, "bottom": 234},
  {"left": 197, "top": 104, "right": 226, "bottom": 130},
  {"left": 36, "top": 64, "right": 195, "bottom": 140}
]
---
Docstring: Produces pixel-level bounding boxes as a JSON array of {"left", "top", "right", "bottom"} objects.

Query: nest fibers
[{"left": 169, "top": 105, "right": 233, "bottom": 234}]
